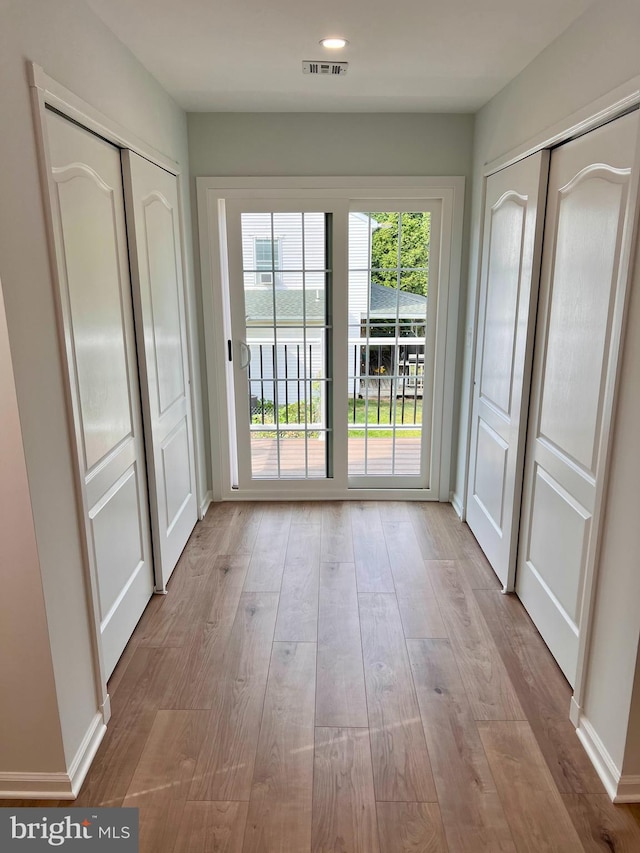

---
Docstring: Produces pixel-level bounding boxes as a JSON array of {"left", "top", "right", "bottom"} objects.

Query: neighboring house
[{"left": 242, "top": 212, "right": 427, "bottom": 408}]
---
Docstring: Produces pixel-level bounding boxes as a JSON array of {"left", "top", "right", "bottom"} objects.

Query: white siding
[
  {"left": 246, "top": 328, "right": 325, "bottom": 406},
  {"left": 348, "top": 213, "right": 377, "bottom": 386},
  {"left": 241, "top": 212, "right": 326, "bottom": 287},
  {"left": 348, "top": 212, "right": 374, "bottom": 315}
]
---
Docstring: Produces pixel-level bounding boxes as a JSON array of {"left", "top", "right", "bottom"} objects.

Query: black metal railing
[
  {"left": 350, "top": 344, "right": 423, "bottom": 426},
  {"left": 248, "top": 343, "right": 316, "bottom": 425},
  {"left": 247, "top": 342, "right": 424, "bottom": 428}
]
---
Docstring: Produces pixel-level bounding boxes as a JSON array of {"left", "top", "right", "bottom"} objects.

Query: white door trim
[
  {"left": 197, "top": 176, "right": 465, "bottom": 501},
  {"left": 28, "top": 63, "right": 204, "bottom": 712},
  {"left": 484, "top": 75, "right": 640, "bottom": 178},
  {"left": 461, "top": 76, "right": 640, "bottom": 724},
  {"left": 28, "top": 64, "right": 179, "bottom": 174}
]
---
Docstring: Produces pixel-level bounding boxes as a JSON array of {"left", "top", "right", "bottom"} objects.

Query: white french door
[
  {"left": 347, "top": 204, "right": 440, "bottom": 489},
  {"left": 225, "top": 200, "right": 339, "bottom": 490},
  {"left": 222, "top": 195, "right": 448, "bottom": 495},
  {"left": 516, "top": 110, "right": 640, "bottom": 685}
]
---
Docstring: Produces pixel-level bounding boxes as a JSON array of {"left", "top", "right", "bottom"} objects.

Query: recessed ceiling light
[{"left": 320, "top": 37, "right": 349, "bottom": 49}]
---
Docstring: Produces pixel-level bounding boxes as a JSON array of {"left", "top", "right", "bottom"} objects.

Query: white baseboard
[
  {"left": 0, "top": 711, "right": 108, "bottom": 801},
  {"left": 101, "top": 692, "right": 111, "bottom": 725},
  {"left": 575, "top": 712, "right": 624, "bottom": 802},
  {"left": 615, "top": 775, "right": 640, "bottom": 803},
  {"left": 199, "top": 490, "right": 213, "bottom": 520},
  {"left": 450, "top": 491, "right": 464, "bottom": 520},
  {"left": 68, "top": 711, "right": 107, "bottom": 797},
  {"left": 571, "top": 700, "right": 640, "bottom": 803},
  {"left": 569, "top": 695, "right": 581, "bottom": 727},
  {"left": 0, "top": 771, "right": 76, "bottom": 800}
]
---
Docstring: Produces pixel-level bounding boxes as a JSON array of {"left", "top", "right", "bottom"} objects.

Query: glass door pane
[
  {"left": 235, "top": 211, "right": 332, "bottom": 480},
  {"left": 348, "top": 211, "right": 431, "bottom": 484}
]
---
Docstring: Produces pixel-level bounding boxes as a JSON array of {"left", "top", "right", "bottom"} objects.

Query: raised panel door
[
  {"left": 516, "top": 110, "right": 640, "bottom": 684},
  {"left": 122, "top": 152, "right": 198, "bottom": 590},
  {"left": 466, "top": 152, "right": 548, "bottom": 588},
  {"left": 46, "top": 110, "right": 154, "bottom": 678}
]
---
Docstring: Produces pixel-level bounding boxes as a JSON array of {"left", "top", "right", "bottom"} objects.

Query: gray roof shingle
[{"left": 244, "top": 282, "right": 426, "bottom": 323}]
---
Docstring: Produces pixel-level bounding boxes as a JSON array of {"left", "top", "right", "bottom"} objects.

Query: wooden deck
[
  {"left": 251, "top": 436, "right": 423, "bottom": 477},
  {"left": 5, "top": 500, "right": 640, "bottom": 851}
]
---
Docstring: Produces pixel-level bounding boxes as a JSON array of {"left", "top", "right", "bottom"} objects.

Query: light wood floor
[{"left": 6, "top": 501, "right": 640, "bottom": 852}]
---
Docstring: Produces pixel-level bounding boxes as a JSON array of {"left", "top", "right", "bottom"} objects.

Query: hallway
[{"left": 7, "top": 501, "right": 640, "bottom": 851}]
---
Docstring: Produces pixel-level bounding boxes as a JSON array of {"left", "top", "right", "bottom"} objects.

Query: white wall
[
  {"left": 0, "top": 0, "right": 196, "bottom": 781},
  {"left": 0, "top": 275, "right": 66, "bottom": 776},
  {"left": 188, "top": 113, "right": 474, "bottom": 178},
  {"left": 188, "top": 111, "right": 475, "bottom": 493},
  {"left": 455, "top": 0, "right": 640, "bottom": 789}
]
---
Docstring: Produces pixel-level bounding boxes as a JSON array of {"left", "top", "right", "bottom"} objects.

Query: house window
[{"left": 255, "top": 237, "right": 281, "bottom": 284}]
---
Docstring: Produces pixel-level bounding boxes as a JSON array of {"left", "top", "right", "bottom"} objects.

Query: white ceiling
[{"left": 86, "top": 0, "right": 592, "bottom": 113}]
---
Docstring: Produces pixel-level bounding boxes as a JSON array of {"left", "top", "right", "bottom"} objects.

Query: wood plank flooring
[{"left": 4, "top": 500, "right": 640, "bottom": 852}]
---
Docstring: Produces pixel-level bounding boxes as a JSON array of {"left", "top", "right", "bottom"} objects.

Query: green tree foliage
[{"left": 370, "top": 212, "right": 430, "bottom": 296}]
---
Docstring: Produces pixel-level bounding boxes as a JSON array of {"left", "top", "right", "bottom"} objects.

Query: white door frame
[
  {"left": 197, "top": 176, "right": 465, "bottom": 501},
  {"left": 461, "top": 74, "right": 640, "bottom": 725},
  {"left": 28, "top": 63, "right": 205, "bottom": 717}
]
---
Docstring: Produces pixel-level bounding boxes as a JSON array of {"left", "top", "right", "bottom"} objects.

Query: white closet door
[
  {"left": 466, "top": 152, "right": 548, "bottom": 588},
  {"left": 123, "top": 152, "right": 197, "bottom": 590},
  {"left": 516, "top": 111, "right": 640, "bottom": 685},
  {"left": 46, "top": 111, "right": 154, "bottom": 678}
]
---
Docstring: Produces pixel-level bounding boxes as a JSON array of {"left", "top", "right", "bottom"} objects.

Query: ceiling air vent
[{"left": 303, "top": 61, "right": 348, "bottom": 76}]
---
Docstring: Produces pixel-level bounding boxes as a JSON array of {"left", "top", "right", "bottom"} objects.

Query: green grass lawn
[
  {"left": 348, "top": 396, "right": 422, "bottom": 437},
  {"left": 251, "top": 395, "right": 423, "bottom": 438}
]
